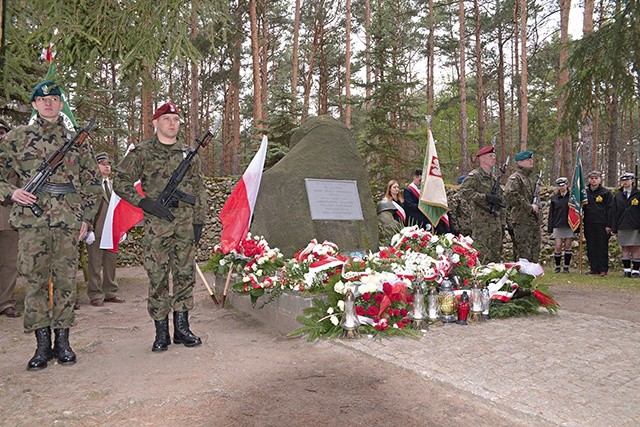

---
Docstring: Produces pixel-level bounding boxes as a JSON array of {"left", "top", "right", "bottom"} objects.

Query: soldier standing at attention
[
  {"left": 113, "top": 102, "right": 207, "bottom": 352},
  {"left": 457, "top": 146, "right": 504, "bottom": 263},
  {"left": 610, "top": 172, "right": 640, "bottom": 277},
  {"left": 0, "top": 81, "right": 102, "bottom": 370},
  {"left": 504, "top": 150, "right": 542, "bottom": 262},
  {"left": 583, "top": 171, "right": 612, "bottom": 276}
]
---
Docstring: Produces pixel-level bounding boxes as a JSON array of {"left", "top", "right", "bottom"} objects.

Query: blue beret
[
  {"left": 514, "top": 150, "right": 534, "bottom": 161},
  {"left": 30, "top": 81, "right": 62, "bottom": 102}
]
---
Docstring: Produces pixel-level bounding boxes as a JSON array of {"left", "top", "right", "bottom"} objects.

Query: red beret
[
  {"left": 152, "top": 102, "right": 180, "bottom": 121},
  {"left": 475, "top": 146, "right": 495, "bottom": 158}
]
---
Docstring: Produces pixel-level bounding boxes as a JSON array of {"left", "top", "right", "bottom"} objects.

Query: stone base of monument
[{"left": 206, "top": 272, "right": 320, "bottom": 334}]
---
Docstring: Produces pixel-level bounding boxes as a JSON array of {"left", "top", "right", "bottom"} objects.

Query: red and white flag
[
  {"left": 99, "top": 181, "right": 145, "bottom": 252},
  {"left": 219, "top": 135, "right": 268, "bottom": 253}
]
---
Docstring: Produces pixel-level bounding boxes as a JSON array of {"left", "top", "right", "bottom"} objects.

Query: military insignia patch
[
  {"left": 632, "top": 198, "right": 639, "bottom": 206},
  {"left": 595, "top": 195, "right": 603, "bottom": 202},
  {"left": 42, "top": 84, "right": 50, "bottom": 95}
]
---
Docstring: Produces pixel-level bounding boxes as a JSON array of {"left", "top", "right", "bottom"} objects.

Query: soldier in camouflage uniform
[
  {"left": 448, "top": 175, "right": 473, "bottom": 237},
  {"left": 457, "top": 146, "right": 504, "bottom": 263},
  {"left": 504, "top": 150, "right": 542, "bottom": 262},
  {"left": 113, "top": 102, "right": 207, "bottom": 352},
  {"left": 0, "top": 81, "right": 102, "bottom": 371}
]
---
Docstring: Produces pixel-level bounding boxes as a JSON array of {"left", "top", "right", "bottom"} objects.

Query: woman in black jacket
[
  {"left": 548, "top": 177, "right": 574, "bottom": 273},
  {"left": 611, "top": 172, "right": 640, "bottom": 277}
]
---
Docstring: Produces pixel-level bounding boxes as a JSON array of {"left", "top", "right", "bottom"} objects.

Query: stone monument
[{"left": 250, "top": 115, "right": 379, "bottom": 257}]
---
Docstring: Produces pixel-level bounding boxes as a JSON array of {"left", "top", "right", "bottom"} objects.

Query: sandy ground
[{"left": 0, "top": 266, "right": 635, "bottom": 426}]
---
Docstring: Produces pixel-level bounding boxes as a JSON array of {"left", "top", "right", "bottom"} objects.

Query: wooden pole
[
  {"left": 48, "top": 275, "right": 53, "bottom": 314},
  {"left": 195, "top": 263, "right": 219, "bottom": 305},
  {"left": 220, "top": 263, "right": 234, "bottom": 308}
]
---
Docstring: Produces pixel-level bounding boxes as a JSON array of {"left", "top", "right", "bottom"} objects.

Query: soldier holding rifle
[
  {"left": 0, "top": 81, "right": 102, "bottom": 371},
  {"left": 113, "top": 102, "right": 208, "bottom": 353},
  {"left": 457, "top": 146, "right": 506, "bottom": 263},
  {"left": 504, "top": 150, "right": 542, "bottom": 263}
]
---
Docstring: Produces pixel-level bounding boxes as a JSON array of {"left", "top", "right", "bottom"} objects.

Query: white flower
[
  {"left": 220, "top": 259, "right": 226, "bottom": 266},
  {"left": 451, "top": 254, "right": 461, "bottom": 264},
  {"left": 327, "top": 307, "right": 334, "bottom": 315},
  {"left": 330, "top": 315, "right": 339, "bottom": 326},
  {"left": 256, "top": 269, "right": 263, "bottom": 276},
  {"left": 436, "top": 245, "right": 444, "bottom": 255},
  {"left": 430, "top": 234, "right": 440, "bottom": 243},
  {"left": 334, "top": 281, "right": 345, "bottom": 294},
  {"left": 337, "top": 300, "right": 345, "bottom": 311}
]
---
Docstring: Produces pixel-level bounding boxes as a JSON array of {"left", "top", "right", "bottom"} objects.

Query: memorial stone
[{"left": 250, "top": 115, "right": 379, "bottom": 257}]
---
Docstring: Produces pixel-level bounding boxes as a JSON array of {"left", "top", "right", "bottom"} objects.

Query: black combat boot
[
  {"left": 152, "top": 316, "right": 171, "bottom": 352},
  {"left": 173, "top": 311, "right": 202, "bottom": 347},
  {"left": 27, "top": 327, "right": 54, "bottom": 371},
  {"left": 53, "top": 328, "right": 76, "bottom": 365}
]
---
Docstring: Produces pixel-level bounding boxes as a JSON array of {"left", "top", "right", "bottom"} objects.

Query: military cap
[
  {"left": 413, "top": 169, "right": 423, "bottom": 177},
  {"left": 619, "top": 172, "right": 635, "bottom": 181},
  {"left": 152, "top": 102, "right": 180, "bottom": 120},
  {"left": 0, "top": 117, "right": 10, "bottom": 131},
  {"left": 555, "top": 177, "right": 568, "bottom": 186},
  {"left": 475, "top": 146, "right": 495, "bottom": 158},
  {"left": 514, "top": 150, "right": 534, "bottom": 161},
  {"left": 587, "top": 170, "right": 602, "bottom": 178},
  {"left": 95, "top": 152, "right": 110, "bottom": 164},
  {"left": 30, "top": 80, "right": 62, "bottom": 102}
]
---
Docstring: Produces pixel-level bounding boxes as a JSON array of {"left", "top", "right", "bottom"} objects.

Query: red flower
[
  {"left": 397, "top": 322, "right": 406, "bottom": 329},
  {"left": 355, "top": 306, "right": 365, "bottom": 316},
  {"left": 367, "top": 306, "right": 380, "bottom": 316},
  {"left": 382, "top": 282, "right": 392, "bottom": 294},
  {"left": 400, "top": 309, "right": 408, "bottom": 317},
  {"left": 362, "top": 292, "right": 371, "bottom": 302},
  {"left": 374, "top": 293, "right": 384, "bottom": 304}
]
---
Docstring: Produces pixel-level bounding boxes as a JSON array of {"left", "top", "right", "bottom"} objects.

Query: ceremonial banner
[
  {"left": 418, "top": 128, "right": 448, "bottom": 227},
  {"left": 568, "top": 149, "right": 587, "bottom": 231}
]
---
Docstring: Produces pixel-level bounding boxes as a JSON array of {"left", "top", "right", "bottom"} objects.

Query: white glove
[{"left": 84, "top": 231, "right": 96, "bottom": 245}]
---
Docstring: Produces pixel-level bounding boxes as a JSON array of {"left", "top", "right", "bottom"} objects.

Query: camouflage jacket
[
  {"left": 458, "top": 167, "right": 500, "bottom": 215},
  {"left": 0, "top": 116, "right": 101, "bottom": 229},
  {"left": 113, "top": 136, "right": 207, "bottom": 226},
  {"left": 504, "top": 165, "right": 538, "bottom": 223}
]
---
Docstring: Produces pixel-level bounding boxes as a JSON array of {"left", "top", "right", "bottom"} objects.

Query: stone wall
[{"left": 117, "top": 179, "right": 620, "bottom": 271}]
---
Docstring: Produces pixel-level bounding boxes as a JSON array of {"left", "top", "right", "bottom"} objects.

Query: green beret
[
  {"left": 30, "top": 80, "right": 62, "bottom": 102},
  {"left": 514, "top": 150, "right": 534, "bottom": 161}
]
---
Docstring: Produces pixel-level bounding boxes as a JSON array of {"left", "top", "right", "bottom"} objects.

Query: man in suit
[
  {"left": 403, "top": 169, "right": 431, "bottom": 230},
  {"left": 87, "top": 152, "right": 124, "bottom": 307}
]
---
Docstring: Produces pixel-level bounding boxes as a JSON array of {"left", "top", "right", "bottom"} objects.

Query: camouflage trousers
[
  {"left": 142, "top": 225, "right": 195, "bottom": 321},
  {"left": 471, "top": 214, "right": 503, "bottom": 264},
  {"left": 18, "top": 226, "right": 79, "bottom": 332},
  {"left": 511, "top": 218, "right": 542, "bottom": 263}
]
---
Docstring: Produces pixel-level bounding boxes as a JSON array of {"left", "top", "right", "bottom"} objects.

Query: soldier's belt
[{"left": 40, "top": 182, "right": 76, "bottom": 195}]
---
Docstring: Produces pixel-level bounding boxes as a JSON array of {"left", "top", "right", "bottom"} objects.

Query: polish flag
[
  {"left": 219, "top": 135, "right": 268, "bottom": 253},
  {"left": 100, "top": 181, "right": 145, "bottom": 252}
]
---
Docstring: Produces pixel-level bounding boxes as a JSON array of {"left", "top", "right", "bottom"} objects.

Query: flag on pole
[
  {"left": 568, "top": 148, "right": 588, "bottom": 231},
  {"left": 219, "top": 135, "right": 269, "bottom": 253},
  {"left": 418, "top": 128, "right": 448, "bottom": 227},
  {"left": 29, "top": 43, "right": 78, "bottom": 131}
]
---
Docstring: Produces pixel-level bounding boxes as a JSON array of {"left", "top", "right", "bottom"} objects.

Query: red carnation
[
  {"left": 382, "top": 282, "right": 392, "bottom": 294},
  {"left": 400, "top": 309, "right": 408, "bottom": 317},
  {"left": 374, "top": 293, "right": 384, "bottom": 304},
  {"left": 362, "top": 292, "right": 371, "bottom": 302},
  {"left": 397, "top": 322, "right": 406, "bottom": 329},
  {"left": 355, "top": 306, "right": 365, "bottom": 316},
  {"left": 367, "top": 306, "right": 380, "bottom": 316}
]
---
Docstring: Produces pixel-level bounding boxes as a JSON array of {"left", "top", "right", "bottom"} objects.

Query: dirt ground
[{"left": 0, "top": 266, "right": 636, "bottom": 426}]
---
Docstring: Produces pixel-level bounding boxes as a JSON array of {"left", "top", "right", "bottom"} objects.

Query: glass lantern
[{"left": 437, "top": 278, "right": 458, "bottom": 323}]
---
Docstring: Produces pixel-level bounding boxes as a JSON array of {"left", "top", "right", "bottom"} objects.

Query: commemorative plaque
[{"left": 304, "top": 178, "right": 364, "bottom": 220}]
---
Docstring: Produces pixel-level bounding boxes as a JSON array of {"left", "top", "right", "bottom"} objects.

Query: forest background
[{"left": 0, "top": 0, "right": 638, "bottom": 194}]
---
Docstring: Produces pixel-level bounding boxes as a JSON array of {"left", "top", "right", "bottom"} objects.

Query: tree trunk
[
  {"left": 606, "top": 95, "right": 618, "bottom": 187},
  {"left": 473, "top": 0, "right": 484, "bottom": 148},
  {"left": 497, "top": 0, "right": 507, "bottom": 162},
  {"left": 427, "top": 0, "right": 435, "bottom": 117},
  {"left": 365, "top": 0, "right": 371, "bottom": 112},
  {"left": 345, "top": 0, "right": 352, "bottom": 128},
  {"left": 458, "top": 0, "right": 468, "bottom": 174},
  {"left": 291, "top": 0, "right": 301, "bottom": 116},
  {"left": 141, "top": 63, "right": 154, "bottom": 140},
  {"left": 554, "top": 0, "right": 571, "bottom": 178},
  {"left": 249, "top": 0, "right": 263, "bottom": 132},
  {"left": 189, "top": 4, "right": 199, "bottom": 149},
  {"left": 581, "top": 0, "right": 596, "bottom": 170},
  {"left": 259, "top": 0, "right": 268, "bottom": 126},
  {"left": 519, "top": 0, "right": 528, "bottom": 150}
]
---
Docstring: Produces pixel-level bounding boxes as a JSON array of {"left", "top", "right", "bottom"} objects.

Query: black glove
[
  {"left": 485, "top": 194, "right": 505, "bottom": 210},
  {"left": 138, "top": 198, "right": 175, "bottom": 221},
  {"left": 193, "top": 223, "right": 203, "bottom": 245}
]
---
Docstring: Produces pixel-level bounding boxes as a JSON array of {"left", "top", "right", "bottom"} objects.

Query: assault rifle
[
  {"left": 21, "top": 117, "right": 97, "bottom": 217},
  {"left": 156, "top": 121, "right": 221, "bottom": 221},
  {"left": 488, "top": 156, "right": 509, "bottom": 214},
  {"left": 532, "top": 170, "right": 543, "bottom": 212}
]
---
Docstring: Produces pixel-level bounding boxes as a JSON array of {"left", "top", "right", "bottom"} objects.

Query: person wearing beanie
[
  {"left": 0, "top": 81, "right": 102, "bottom": 371},
  {"left": 457, "top": 145, "right": 504, "bottom": 263},
  {"left": 547, "top": 177, "right": 574, "bottom": 273},
  {"left": 611, "top": 172, "right": 640, "bottom": 278},
  {"left": 504, "top": 150, "right": 542, "bottom": 262},
  {"left": 113, "top": 102, "right": 207, "bottom": 352},
  {"left": 583, "top": 171, "right": 613, "bottom": 276}
]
